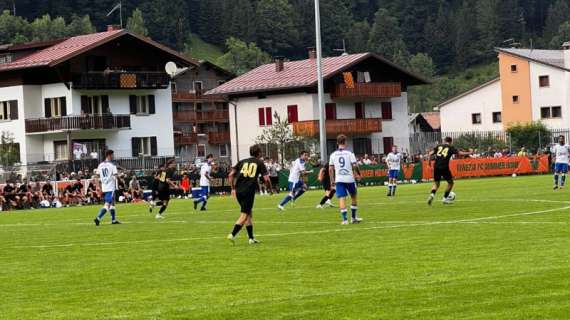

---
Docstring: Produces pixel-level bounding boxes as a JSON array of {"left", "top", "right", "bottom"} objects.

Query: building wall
[
  {"left": 174, "top": 65, "right": 227, "bottom": 93},
  {"left": 529, "top": 62, "right": 568, "bottom": 128},
  {"left": 0, "top": 85, "right": 26, "bottom": 163},
  {"left": 498, "top": 53, "right": 533, "bottom": 127},
  {"left": 439, "top": 80, "right": 502, "bottom": 132}
]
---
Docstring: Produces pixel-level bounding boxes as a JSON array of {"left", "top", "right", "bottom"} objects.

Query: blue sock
[
  {"left": 280, "top": 195, "right": 293, "bottom": 206},
  {"left": 351, "top": 206, "right": 357, "bottom": 219},
  {"left": 293, "top": 190, "right": 305, "bottom": 200},
  {"left": 110, "top": 208, "right": 116, "bottom": 221},
  {"left": 97, "top": 207, "right": 107, "bottom": 220},
  {"left": 201, "top": 197, "right": 208, "bottom": 208},
  {"left": 562, "top": 175, "right": 567, "bottom": 186},
  {"left": 555, "top": 174, "right": 559, "bottom": 185},
  {"left": 341, "top": 209, "right": 348, "bottom": 221}
]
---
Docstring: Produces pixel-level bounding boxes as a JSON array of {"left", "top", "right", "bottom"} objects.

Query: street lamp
[{"left": 314, "top": 0, "right": 327, "bottom": 164}]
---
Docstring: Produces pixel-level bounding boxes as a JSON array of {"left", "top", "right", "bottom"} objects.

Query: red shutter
[
  {"left": 265, "top": 107, "right": 273, "bottom": 125},
  {"left": 325, "top": 103, "right": 336, "bottom": 120},
  {"left": 383, "top": 137, "right": 394, "bottom": 154},
  {"left": 381, "top": 102, "right": 392, "bottom": 120},
  {"left": 355, "top": 102, "right": 365, "bottom": 119},
  {"left": 287, "top": 105, "right": 298, "bottom": 123},
  {"left": 258, "top": 108, "right": 265, "bottom": 126}
]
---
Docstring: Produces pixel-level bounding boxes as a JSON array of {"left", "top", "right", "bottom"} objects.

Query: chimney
[
  {"left": 107, "top": 25, "right": 121, "bottom": 32},
  {"left": 308, "top": 47, "right": 317, "bottom": 59},
  {"left": 563, "top": 42, "right": 570, "bottom": 69},
  {"left": 275, "top": 56, "right": 285, "bottom": 72}
]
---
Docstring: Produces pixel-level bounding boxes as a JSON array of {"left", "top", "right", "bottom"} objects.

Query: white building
[
  {"left": 206, "top": 52, "right": 428, "bottom": 163},
  {"left": 0, "top": 29, "right": 196, "bottom": 167}
]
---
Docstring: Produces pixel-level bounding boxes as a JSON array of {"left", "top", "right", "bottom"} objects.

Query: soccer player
[
  {"left": 93, "top": 150, "right": 120, "bottom": 226},
  {"left": 329, "top": 134, "right": 363, "bottom": 225},
  {"left": 227, "top": 145, "right": 271, "bottom": 244},
  {"left": 385, "top": 145, "right": 401, "bottom": 197},
  {"left": 427, "top": 137, "right": 471, "bottom": 205},
  {"left": 552, "top": 135, "right": 570, "bottom": 190},
  {"left": 277, "top": 151, "right": 310, "bottom": 210},
  {"left": 194, "top": 154, "right": 214, "bottom": 211},
  {"left": 316, "top": 163, "right": 336, "bottom": 208},
  {"left": 153, "top": 159, "right": 177, "bottom": 219}
]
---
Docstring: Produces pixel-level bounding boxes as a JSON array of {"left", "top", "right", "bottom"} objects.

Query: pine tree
[
  {"left": 476, "top": 0, "right": 500, "bottom": 59},
  {"left": 67, "top": 14, "right": 95, "bottom": 36},
  {"left": 423, "top": 3, "right": 453, "bottom": 72},
  {"left": 544, "top": 0, "right": 570, "bottom": 46},
  {"left": 368, "top": 8, "right": 408, "bottom": 61},
  {"left": 126, "top": 8, "right": 148, "bottom": 36},
  {"left": 345, "top": 20, "right": 370, "bottom": 53},
  {"left": 255, "top": 0, "right": 300, "bottom": 56},
  {"left": 453, "top": 1, "right": 482, "bottom": 68},
  {"left": 217, "top": 37, "right": 272, "bottom": 75},
  {"left": 141, "top": 0, "right": 189, "bottom": 50}
]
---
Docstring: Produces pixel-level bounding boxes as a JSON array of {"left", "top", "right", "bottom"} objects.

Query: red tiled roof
[
  {"left": 206, "top": 52, "right": 429, "bottom": 96},
  {"left": 420, "top": 112, "right": 440, "bottom": 130}
]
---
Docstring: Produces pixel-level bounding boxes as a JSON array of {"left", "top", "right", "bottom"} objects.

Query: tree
[
  {"left": 319, "top": 0, "right": 353, "bottom": 53},
  {"left": 507, "top": 122, "right": 551, "bottom": 153},
  {"left": 453, "top": 1, "right": 482, "bottom": 67},
  {"left": 126, "top": 8, "right": 148, "bottom": 37},
  {"left": 544, "top": 0, "right": 570, "bottom": 44},
  {"left": 368, "top": 8, "right": 408, "bottom": 62},
  {"left": 550, "top": 21, "right": 570, "bottom": 48},
  {"left": 255, "top": 0, "right": 300, "bottom": 56},
  {"left": 141, "top": 0, "right": 189, "bottom": 50},
  {"left": 217, "top": 37, "right": 272, "bottom": 75},
  {"left": 221, "top": 0, "right": 256, "bottom": 43},
  {"left": 423, "top": 3, "right": 453, "bottom": 72},
  {"left": 0, "top": 131, "right": 20, "bottom": 167},
  {"left": 255, "top": 113, "right": 302, "bottom": 165},
  {"left": 476, "top": 0, "right": 500, "bottom": 59},
  {"left": 408, "top": 53, "right": 435, "bottom": 112},
  {"left": 67, "top": 14, "right": 95, "bottom": 36},
  {"left": 345, "top": 20, "right": 370, "bottom": 53},
  {"left": 30, "top": 14, "right": 67, "bottom": 41},
  {"left": 0, "top": 10, "right": 30, "bottom": 43}
]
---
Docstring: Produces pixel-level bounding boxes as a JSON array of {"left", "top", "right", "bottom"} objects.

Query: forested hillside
[{"left": 2, "top": 0, "right": 570, "bottom": 110}]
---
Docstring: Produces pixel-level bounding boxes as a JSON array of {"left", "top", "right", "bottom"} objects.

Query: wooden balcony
[
  {"left": 330, "top": 82, "right": 401, "bottom": 99},
  {"left": 72, "top": 71, "right": 170, "bottom": 89},
  {"left": 173, "top": 110, "right": 229, "bottom": 123},
  {"left": 25, "top": 115, "right": 131, "bottom": 134},
  {"left": 172, "top": 91, "right": 226, "bottom": 103},
  {"left": 174, "top": 132, "right": 198, "bottom": 145},
  {"left": 292, "top": 118, "right": 382, "bottom": 137},
  {"left": 208, "top": 131, "right": 230, "bottom": 144}
]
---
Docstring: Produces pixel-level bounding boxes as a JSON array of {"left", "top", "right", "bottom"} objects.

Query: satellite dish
[{"left": 165, "top": 62, "right": 178, "bottom": 77}]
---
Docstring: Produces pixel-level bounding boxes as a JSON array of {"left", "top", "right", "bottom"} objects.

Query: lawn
[{"left": 2, "top": 175, "right": 570, "bottom": 319}]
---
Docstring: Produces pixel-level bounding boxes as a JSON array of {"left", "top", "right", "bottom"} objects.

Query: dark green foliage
[{"left": 507, "top": 122, "right": 552, "bottom": 153}]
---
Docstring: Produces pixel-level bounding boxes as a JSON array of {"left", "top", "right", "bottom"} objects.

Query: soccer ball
[
  {"left": 447, "top": 192, "right": 456, "bottom": 201},
  {"left": 512, "top": 173, "right": 517, "bottom": 178}
]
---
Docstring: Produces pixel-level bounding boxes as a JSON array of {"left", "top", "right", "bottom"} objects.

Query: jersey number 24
[{"left": 436, "top": 146, "right": 449, "bottom": 157}]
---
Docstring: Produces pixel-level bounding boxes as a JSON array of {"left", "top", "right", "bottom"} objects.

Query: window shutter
[
  {"left": 325, "top": 103, "right": 336, "bottom": 120},
  {"left": 129, "top": 95, "right": 137, "bottom": 114},
  {"left": 101, "top": 95, "right": 110, "bottom": 114},
  {"left": 258, "top": 108, "right": 265, "bottom": 126},
  {"left": 9, "top": 100, "right": 18, "bottom": 120},
  {"left": 81, "top": 96, "right": 90, "bottom": 114},
  {"left": 131, "top": 138, "right": 140, "bottom": 157},
  {"left": 355, "top": 102, "right": 365, "bottom": 119},
  {"left": 148, "top": 95, "right": 156, "bottom": 114},
  {"left": 44, "top": 98, "right": 52, "bottom": 118},
  {"left": 383, "top": 137, "right": 394, "bottom": 154},
  {"left": 60, "top": 97, "right": 67, "bottom": 116},
  {"left": 381, "top": 102, "right": 392, "bottom": 120},
  {"left": 265, "top": 107, "right": 272, "bottom": 125},
  {"left": 287, "top": 105, "right": 298, "bottom": 123},
  {"left": 150, "top": 137, "right": 158, "bottom": 156}
]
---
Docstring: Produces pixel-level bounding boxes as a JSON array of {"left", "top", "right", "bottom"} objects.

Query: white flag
[{"left": 107, "top": 3, "right": 121, "bottom": 17}]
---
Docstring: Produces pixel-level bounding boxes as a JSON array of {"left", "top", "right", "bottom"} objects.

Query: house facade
[
  {"left": 439, "top": 45, "right": 570, "bottom": 132},
  {"left": 0, "top": 28, "right": 196, "bottom": 166},
  {"left": 171, "top": 62, "right": 233, "bottom": 163},
  {"left": 206, "top": 52, "right": 428, "bottom": 163}
]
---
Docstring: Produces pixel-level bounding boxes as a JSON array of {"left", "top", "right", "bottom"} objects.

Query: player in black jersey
[
  {"left": 150, "top": 159, "right": 177, "bottom": 219},
  {"left": 227, "top": 145, "right": 272, "bottom": 245},
  {"left": 427, "top": 137, "right": 471, "bottom": 205},
  {"left": 316, "top": 163, "right": 336, "bottom": 208}
]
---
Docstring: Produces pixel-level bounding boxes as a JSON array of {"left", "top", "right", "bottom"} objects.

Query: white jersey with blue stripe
[
  {"left": 386, "top": 152, "right": 401, "bottom": 170},
  {"left": 200, "top": 162, "right": 212, "bottom": 186},
  {"left": 329, "top": 149, "right": 357, "bottom": 183},
  {"left": 97, "top": 161, "right": 118, "bottom": 192},
  {"left": 552, "top": 144, "right": 570, "bottom": 164},
  {"left": 288, "top": 158, "right": 305, "bottom": 183}
]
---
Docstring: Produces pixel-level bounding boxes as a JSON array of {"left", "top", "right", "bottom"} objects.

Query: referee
[{"left": 227, "top": 145, "right": 272, "bottom": 245}]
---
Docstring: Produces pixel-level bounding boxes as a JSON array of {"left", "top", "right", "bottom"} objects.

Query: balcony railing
[
  {"left": 292, "top": 118, "right": 382, "bottom": 137},
  {"left": 174, "top": 132, "right": 198, "bottom": 145},
  {"left": 172, "top": 91, "right": 227, "bottom": 102},
  {"left": 25, "top": 115, "right": 131, "bottom": 134},
  {"left": 208, "top": 131, "right": 230, "bottom": 144},
  {"left": 173, "top": 110, "right": 229, "bottom": 123},
  {"left": 331, "top": 82, "right": 401, "bottom": 99},
  {"left": 72, "top": 71, "right": 170, "bottom": 89}
]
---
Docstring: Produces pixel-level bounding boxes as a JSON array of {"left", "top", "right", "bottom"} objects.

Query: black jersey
[
  {"left": 433, "top": 144, "right": 458, "bottom": 169},
  {"left": 321, "top": 164, "right": 331, "bottom": 187},
  {"left": 157, "top": 168, "right": 174, "bottom": 190},
  {"left": 233, "top": 157, "right": 268, "bottom": 194}
]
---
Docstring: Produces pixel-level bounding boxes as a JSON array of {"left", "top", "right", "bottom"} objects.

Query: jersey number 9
[
  {"left": 240, "top": 162, "right": 258, "bottom": 178},
  {"left": 339, "top": 157, "right": 346, "bottom": 168}
]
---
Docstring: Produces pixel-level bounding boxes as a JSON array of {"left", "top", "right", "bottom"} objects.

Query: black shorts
[
  {"left": 434, "top": 167, "right": 453, "bottom": 183},
  {"left": 157, "top": 187, "right": 170, "bottom": 201},
  {"left": 322, "top": 179, "right": 332, "bottom": 191},
  {"left": 270, "top": 176, "right": 279, "bottom": 187},
  {"left": 236, "top": 192, "right": 255, "bottom": 215}
]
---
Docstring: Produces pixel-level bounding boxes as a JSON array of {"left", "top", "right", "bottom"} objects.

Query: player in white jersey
[
  {"left": 385, "top": 145, "right": 401, "bottom": 197},
  {"left": 94, "top": 150, "right": 120, "bottom": 226},
  {"left": 278, "top": 151, "right": 310, "bottom": 210},
  {"left": 194, "top": 154, "right": 214, "bottom": 211},
  {"left": 329, "top": 134, "right": 363, "bottom": 225},
  {"left": 552, "top": 135, "right": 570, "bottom": 190}
]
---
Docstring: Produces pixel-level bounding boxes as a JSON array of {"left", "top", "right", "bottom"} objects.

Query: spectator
[
  {"left": 129, "top": 175, "right": 144, "bottom": 201},
  {"left": 517, "top": 147, "right": 528, "bottom": 157}
]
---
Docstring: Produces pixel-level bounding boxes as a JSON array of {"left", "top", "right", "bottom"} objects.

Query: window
[
  {"left": 512, "top": 96, "right": 519, "bottom": 104},
  {"left": 220, "top": 144, "right": 228, "bottom": 157},
  {"left": 356, "top": 71, "right": 371, "bottom": 83},
  {"left": 382, "top": 137, "right": 394, "bottom": 155},
  {"left": 197, "top": 144, "right": 206, "bottom": 158},
  {"left": 492, "top": 112, "right": 502, "bottom": 123},
  {"left": 511, "top": 65, "right": 517, "bottom": 72},
  {"left": 258, "top": 107, "right": 272, "bottom": 126},
  {"left": 44, "top": 97, "right": 67, "bottom": 118},
  {"left": 541, "top": 106, "right": 562, "bottom": 119},
  {"left": 54, "top": 141, "right": 68, "bottom": 161},
  {"left": 0, "top": 53, "right": 12, "bottom": 64},
  {"left": 194, "top": 81, "right": 203, "bottom": 95},
  {"left": 381, "top": 102, "right": 393, "bottom": 120},
  {"left": 131, "top": 137, "right": 157, "bottom": 156},
  {"left": 287, "top": 105, "right": 298, "bottom": 123},
  {"left": 553, "top": 106, "right": 562, "bottom": 118},
  {"left": 129, "top": 95, "right": 155, "bottom": 115},
  {"left": 541, "top": 107, "right": 551, "bottom": 119},
  {"left": 0, "top": 100, "right": 18, "bottom": 120},
  {"left": 471, "top": 113, "right": 482, "bottom": 124},
  {"left": 81, "top": 95, "right": 109, "bottom": 115},
  {"left": 354, "top": 138, "right": 372, "bottom": 156},
  {"left": 539, "top": 75, "right": 550, "bottom": 87},
  {"left": 355, "top": 102, "right": 365, "bottom": 119},
  {"left": 325, "top": 103, "right": 336, "bottom": 120}
]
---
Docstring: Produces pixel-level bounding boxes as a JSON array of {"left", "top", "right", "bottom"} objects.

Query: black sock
[
  {"left": 431, "top": 190, "right": 436, "bottom": 195},
  {"left": 246, "top": 225, "right": 254, "bottom": 239},
  {"left": 319, "top": 196, "right": 328, "bottom": 205},
  {"left": 231, "top": 224, "right": 243, "bottom": 237},
  {"left": 330, "top": 189, "right": 336, "bottom": 197},
  {"left": 156, "top": 201, "right": 163, "bottom": 206},
  {"left": 159, "top": 205, "right": 167, "bottom": 214},
  {"left": 444, "top": 191, "right": 450, "bottom": 198}
]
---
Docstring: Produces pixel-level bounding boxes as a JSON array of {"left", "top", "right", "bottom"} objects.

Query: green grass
[
  {"left": 2, "top": 175, "right": 570, "bottom": 319},
  {"left": 184, "top": 34, "right": 224, "bottom": 63}
]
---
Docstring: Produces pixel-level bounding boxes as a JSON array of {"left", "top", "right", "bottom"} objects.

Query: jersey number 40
[{"left": 240, "top": 162, "right": 258, "bottom": 178}]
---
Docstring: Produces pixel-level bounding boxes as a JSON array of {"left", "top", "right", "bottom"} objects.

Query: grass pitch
[{"left": 2, "top": 175, "right": 570, "bottom": 319}]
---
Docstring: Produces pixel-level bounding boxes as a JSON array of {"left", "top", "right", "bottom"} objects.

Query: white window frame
[
  {"left": 0, "top": 101, "right": 11, "bottom": 120},
  {"left": 492, "top": 112, "right": 502, "bottom": 123},
  {"left": 471, "top": 113, "right": 482, "bottom": 125},
  {"left": 219, "top": 144, "right": 228, "bottom": 157},
  {"left": 89, "top": 96, "right": 103, "bottom": 115},
  {"left": 49, "top": 97, "right": 64, "bottom": 117},
  {"left": 139, "top": 137, "right": 152, "bottom": 156},
  {"left": 137, "top": 96, "right": 149, "bottom": 115},
  {"left": 197, "top": 144, "right": 206, "bottom": 158},
  {"left": 54, "top": 141, "right": 68, "bottom": 161}
]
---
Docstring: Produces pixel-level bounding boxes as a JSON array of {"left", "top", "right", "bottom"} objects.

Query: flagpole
[
  {"left": 314, "top": 0, "right": 327, "bottom": 164},
  {"left": 119, "top": 0, "right": 123, "bottom": 28}
]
